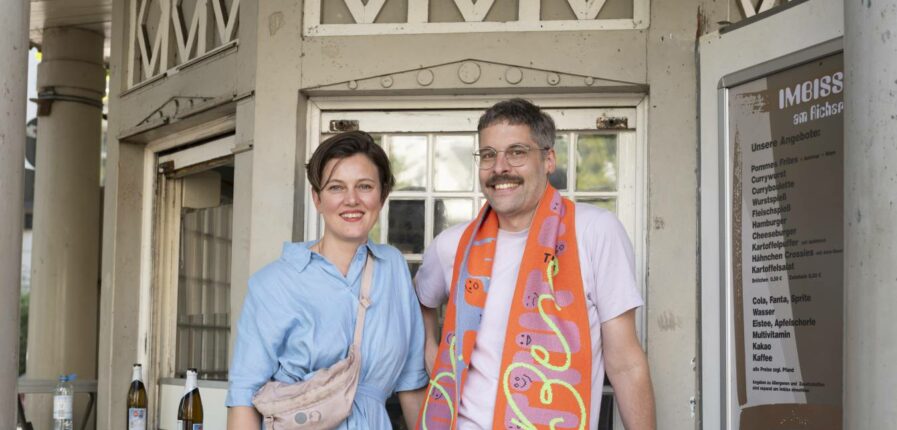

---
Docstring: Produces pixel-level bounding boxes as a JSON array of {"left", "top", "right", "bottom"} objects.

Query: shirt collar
[{"left": 281, "top": 240, "right": 385, "bottom": 273}]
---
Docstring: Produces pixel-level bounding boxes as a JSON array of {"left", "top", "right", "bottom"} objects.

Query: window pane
[
  {"left": 434, "top": 135, "right": 475, "bottom": 191},
  {"left": 598, "top": 394, "right": 615, "bottom": 430},
  {"left": 408, "top": 261, "right": 422, "bottom": 279},
  {"left": 576, "top": 134, "right": 618, "bottom": 192},
  {"left": 388, "top": 200, "right": 425, "bottom": 253},
  {"left": 578, "top": 197, "right": 617, "bottom": 214},
  {"left": 176, "top": 166, "right": 233, "bottom": 380},
  {"left": 549, "top": 133, "right": 569, "bottom": 191},
  {"left": 434, "top": 198, "right": 473, "bottom": 236},
  {"left": 389, "top": 135, "right": 427, "bottom": 191}
]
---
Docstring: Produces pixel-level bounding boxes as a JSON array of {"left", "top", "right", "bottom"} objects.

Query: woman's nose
[{"left": 345, "top": 188, "right": 359, "bottom": 205}]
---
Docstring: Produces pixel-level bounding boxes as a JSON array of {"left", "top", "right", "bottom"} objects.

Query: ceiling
[{"left": 29, "top": 0, "right": 112, "bottom": 58}]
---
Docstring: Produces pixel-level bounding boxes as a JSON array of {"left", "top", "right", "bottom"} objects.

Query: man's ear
[{"left": 545, "top": 147, "right": 557, "bottom": 174}]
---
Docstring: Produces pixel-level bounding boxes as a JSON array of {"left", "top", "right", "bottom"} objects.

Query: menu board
[{"left": 728, "top": 52, "right": 843, "bottom": 429}]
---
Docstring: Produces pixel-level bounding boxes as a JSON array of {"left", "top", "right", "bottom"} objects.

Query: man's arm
[
  {"left": 601, "top": 308, "right": 655, "bottom": 430},
  {"left": 421, "top": 304, "right": 441, "bottom": 376},
  {"left": 398, "top": 387, "right": 427, "bottom": 428}
]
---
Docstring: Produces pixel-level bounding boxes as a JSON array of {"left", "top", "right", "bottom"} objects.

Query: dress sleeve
[
  {"left": 587, "top": 212, "right": 645, "bottom": 323},
  {"left": 226, "top": 269, "right": 293, "bottom": 407},
  {"left": 414, "top": 231, "right": 450, "bottom": 309},
  {"left": 395, "top": 258, "right": 430, "bottom": 392}
]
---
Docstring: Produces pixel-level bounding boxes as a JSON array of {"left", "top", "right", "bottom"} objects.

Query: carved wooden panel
[
  {"left": 128, "top": 0, "right": 240, "bottom": 88},
  {"left": 304, "top": 0, "right": 648, "bottom": 36},
  {"left": 739, "top": 0, "right": 792, "bottom": 18}
]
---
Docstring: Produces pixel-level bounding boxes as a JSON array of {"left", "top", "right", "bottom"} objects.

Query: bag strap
[{"left": 351, "top": 251, "right": 374, "bottom": 351}]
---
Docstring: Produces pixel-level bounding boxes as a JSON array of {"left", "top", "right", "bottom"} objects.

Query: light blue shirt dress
[{"left": 226, "top": 241, "right": 428, "bottom": 429}]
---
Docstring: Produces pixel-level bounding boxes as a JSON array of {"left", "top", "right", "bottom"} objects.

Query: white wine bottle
[
  {"left": 176, "top": 369, "right": 203, "bottom": 430},
  {"left": 127, "top": 364, "right": 147, "bottom": 429}
]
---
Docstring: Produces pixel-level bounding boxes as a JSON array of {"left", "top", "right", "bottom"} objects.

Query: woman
[{"left": 226, "top": 131, "right": 428, "bottom": 429}]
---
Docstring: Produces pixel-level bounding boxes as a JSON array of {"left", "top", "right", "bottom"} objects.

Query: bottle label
[
  {"left": 128, "top": 408, "right": 147, "bottom": 430},
  {"left": 176, "top": 420, "right": 202, "bottom": 430},
  {"left": 53, "top": 394, "right": 73, "bottom": 419}
]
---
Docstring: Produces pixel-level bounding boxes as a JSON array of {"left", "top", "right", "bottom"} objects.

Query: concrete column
[
  {"left": 0, "top": 1, "right": 30, "bottom": 427},
  {"left": 25, "top": 26, "right": 104, "bottom": 430},
  {"left": 844, "top": 1, "right": 897, "bottom": 428}
]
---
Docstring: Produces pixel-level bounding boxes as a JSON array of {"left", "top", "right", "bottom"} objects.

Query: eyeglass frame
[{"left": 472, "top": 144, "right": 551, "bottom": 170}]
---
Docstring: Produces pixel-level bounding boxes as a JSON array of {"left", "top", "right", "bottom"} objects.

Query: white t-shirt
[{"left": 415, "top": 203, "right": 644, "bottom": 430}]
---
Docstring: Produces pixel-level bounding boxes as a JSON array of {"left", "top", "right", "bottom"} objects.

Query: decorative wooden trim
[
  {"left": 172, "top": 0, "right": 209, "bottom": 64},
  {"left": 128, "top": 0, "right": 240, "bottom": 89},
  {"left": 740, "top": 0, "right": 786, "bottom": 18},
  {"left": 303, "top": 0, "right": 649, "bottom": 36},
  {"left": 452, "top": 0, "right": 496, "bottom": 22},
  {"left": 566, "top": 0, "right": 608, "bottom": 20},
  {"left": 407, "top": 0, "right": 428, "bottom": 23},
  {"left": 344, "top": 0, "right": 387, "bottom": 24}
]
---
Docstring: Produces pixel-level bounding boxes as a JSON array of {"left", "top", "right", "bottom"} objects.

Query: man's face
[{"left": 478, "top": 121, "right": 555, "bottom": 231}]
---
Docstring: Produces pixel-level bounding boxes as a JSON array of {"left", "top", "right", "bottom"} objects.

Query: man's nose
[{"left": 491, "top": 151, "right": 512, "bottom": 173}]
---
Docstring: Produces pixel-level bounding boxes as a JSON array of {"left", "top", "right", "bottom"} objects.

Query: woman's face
[{"left": 312, "top": 153, "right": 383, "bottom": 246}]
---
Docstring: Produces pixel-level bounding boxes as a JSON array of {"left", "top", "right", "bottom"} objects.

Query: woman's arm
[
  {"left": 398, "top": 388, "right": 426, "bottom": 429},
  {"left": 227, "top": 406, "right": 261, "bottom": 430}
]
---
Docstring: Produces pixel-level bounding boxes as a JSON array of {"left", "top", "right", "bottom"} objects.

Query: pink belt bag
[{"left": 252, "top": 255, "right": 374, "bottom": 430}]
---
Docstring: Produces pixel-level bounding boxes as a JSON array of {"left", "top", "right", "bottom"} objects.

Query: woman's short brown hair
[{"left": 305, "top": 131, "right": 395, "bottom": 202}]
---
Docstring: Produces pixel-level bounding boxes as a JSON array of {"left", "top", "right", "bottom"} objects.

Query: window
[
  {"left": 175, "top": 167, "right": 234, "bottom": 380},
  {"left": 153, "top": 135, "right": 238, "bottom": 381},
  {"left": 307, "top": 98, "right": 646, "bottom": 430}
]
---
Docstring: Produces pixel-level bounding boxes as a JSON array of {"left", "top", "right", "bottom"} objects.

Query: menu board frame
[{"left": 717, "top": 39, "right": 844, "bottom": 430}]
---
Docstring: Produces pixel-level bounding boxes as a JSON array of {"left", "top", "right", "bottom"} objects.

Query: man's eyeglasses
[{"left": 473, "top": 145, "right": 550, "bottom": 170}]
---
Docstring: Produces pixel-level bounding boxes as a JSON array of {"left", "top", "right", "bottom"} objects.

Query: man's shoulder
[
  {"left": 432, "top": 221, "right": 469, "bottom": 250},
  {"left": 573, "top": 201, "right": 622, "bottom": 232}
]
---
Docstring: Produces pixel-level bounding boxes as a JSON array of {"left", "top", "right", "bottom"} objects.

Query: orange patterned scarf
[{"left": 416, "top": 185, "right": 592, "bottom": 430}]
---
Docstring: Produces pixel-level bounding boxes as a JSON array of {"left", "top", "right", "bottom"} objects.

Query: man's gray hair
[{"left": 477, "top": 98, "right": 556, "bottom": 149}]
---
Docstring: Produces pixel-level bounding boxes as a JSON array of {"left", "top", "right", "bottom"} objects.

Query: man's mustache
[{"left": 485, "top": 174, "right": 524, "bottom": 188}]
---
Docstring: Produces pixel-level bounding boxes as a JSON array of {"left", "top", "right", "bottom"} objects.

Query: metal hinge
[
  {"left": 158, "top": 160, "right": 175, "bottom": 175},
  {"left": 596, "top": 116, "right": 629, "bottom": 130},
  {"left": 329, "top": 119, "right": 359, "bottom": 132}
]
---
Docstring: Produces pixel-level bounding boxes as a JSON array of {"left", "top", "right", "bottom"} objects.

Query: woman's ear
[{"left": 311, "top": 190, "right": 322, "bottom": 210}]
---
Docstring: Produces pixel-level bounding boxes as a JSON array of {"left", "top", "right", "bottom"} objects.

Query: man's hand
[
  {"left": 420, "top": 305, "right": 441, "bottom": 377},
  {"left": 425, "top": 338, "right": 439, "bottom": 376},
  {"left": 601, "top": 309, "right": 656, "bottom": 430}
]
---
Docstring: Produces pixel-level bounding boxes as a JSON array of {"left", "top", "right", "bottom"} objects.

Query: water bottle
[{"left": 53, "top": 373, "right": 75, "bottom": 430}]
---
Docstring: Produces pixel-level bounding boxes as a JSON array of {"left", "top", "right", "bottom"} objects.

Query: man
[{"left": 414, "top": 98, "right": 655, "bottom": 430}]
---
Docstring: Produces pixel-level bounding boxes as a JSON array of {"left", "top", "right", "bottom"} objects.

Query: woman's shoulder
[
  {"left": 248, "top": 242, "right": 312, "bottom": 292},
  {"left": 367, "top": 241, "right": 405, "bottom": 264}
]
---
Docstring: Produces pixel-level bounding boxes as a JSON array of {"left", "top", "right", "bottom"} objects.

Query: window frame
[{"left": 147, "top": 131, "right": 237, "bottom": 428}]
